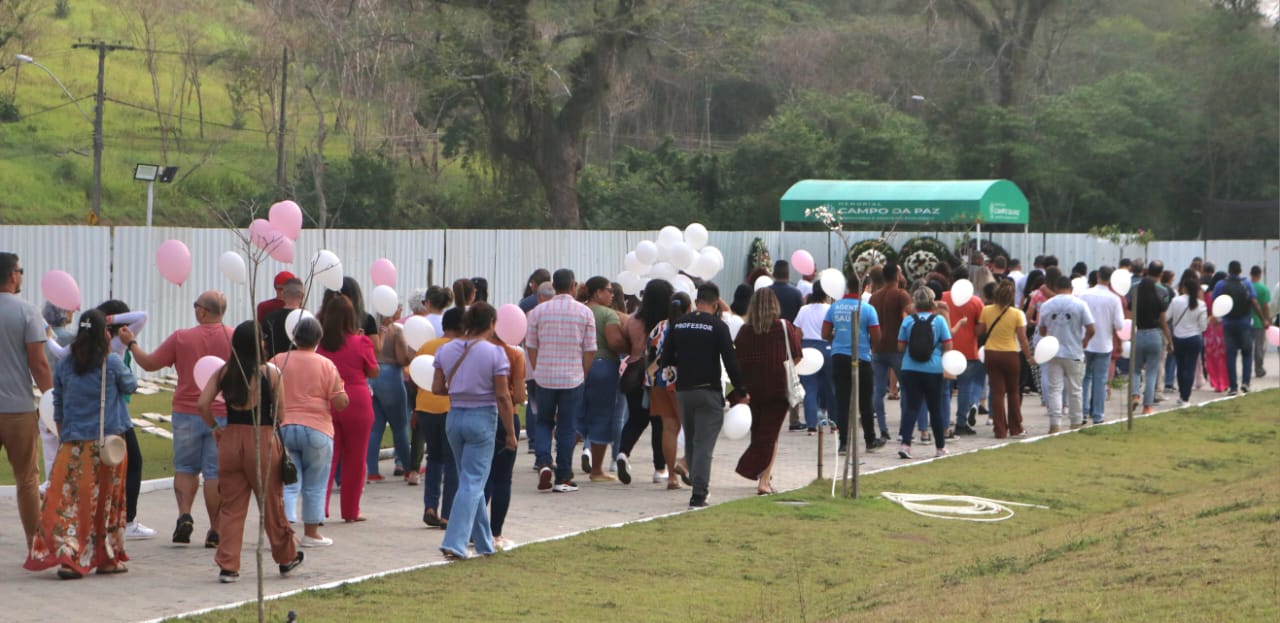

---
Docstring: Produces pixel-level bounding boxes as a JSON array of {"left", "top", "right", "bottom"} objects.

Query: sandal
[
  {"left": 673, "top": 464, "right": 692, "bottom": 487},
  {"left": 57, "top": 566, "right": 83, "bottom": 580},
  {"left": 920, "top": 431, "right": 932, "bottom": 443},
  {"left": 666, "top": 481, "right": 682, "bottom": 490},
  {"left": 96, "top": 563, "right": 128, "bottom": 575}
]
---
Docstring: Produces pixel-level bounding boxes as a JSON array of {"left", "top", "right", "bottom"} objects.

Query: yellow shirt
[
  {"left": 979, "top": 305, "right": 1026, "bottom": 352},
  {"left": 414, "top": 337, "right": 451, "bottom": 413}
]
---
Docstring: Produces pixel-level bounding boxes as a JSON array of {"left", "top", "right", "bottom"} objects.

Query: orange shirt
[{"left": 270, "top": 350, "right": 345, "bottom": 437}]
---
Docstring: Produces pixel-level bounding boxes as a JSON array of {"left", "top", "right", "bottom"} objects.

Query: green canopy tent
[{"left": 779, "top": 179, "right": 1031, "bottom": 260}]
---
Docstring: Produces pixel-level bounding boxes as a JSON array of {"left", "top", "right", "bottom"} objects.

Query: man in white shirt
[
  {"left": 1038, "top": 276, "right": 1095, "bottom": 432},
  {"left": 1079, "top": 266, "right": 1125, "bottom": 424}
]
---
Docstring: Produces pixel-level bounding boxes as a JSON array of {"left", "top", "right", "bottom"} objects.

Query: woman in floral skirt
[{"left": 25, "top": 310, "right": 135, "bottom": 579}]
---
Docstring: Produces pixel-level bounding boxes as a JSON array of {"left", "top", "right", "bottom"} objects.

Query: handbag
[
  {"left": 97, "top": 358, "right": 127, "bottom": 468},
  {"left": 270, "top": 370, "right": 299, "bottom": 485},
  {"left": 781, "top": 319, "right": 806, "bottom": 409}
]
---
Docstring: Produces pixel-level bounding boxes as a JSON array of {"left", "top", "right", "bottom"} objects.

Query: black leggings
[
  {"left": 832, "top": 355, "right": 876, "bottom": 448},
  {"left": 124, "top": 428, "right": 142, "bottom": 522},
  {"left": 485, "top": 416, "right": 521, "bottom": 537},
  {"left": 619, "top": 385, "right": 664, "bottom": 470}
]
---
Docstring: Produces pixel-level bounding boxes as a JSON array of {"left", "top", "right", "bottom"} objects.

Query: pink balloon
[
  {"left": 1267, "top": 325, "right": 1280, "bottom": 347},
  {"left": 269, "top": 200, "right": 303, "bottom": 241},
  {"left": 370, "top": 258, "right": 397, "bottom": 288},
  {"left": 40, "top": 270, "right": 81, "bottom": 311},
  {"left": 268, "top": 236, "right": 295, "bottom": 264},
  {"left": 790, "top": 249, "right": 816, "bottom": 276},
  {"left": 155, "top": 239, "right": 192, "bottom": 286},
  {"left": 495, "top": 304, "right": 528, "bottom": 345},
  {"left": 193, "top": 355, "right": 225, "bottom": 391},
  {"left": 249, "top": 219, "right": 276, "bottom": 251},
  {"left": 1117, "top": 319, "right": 1132, "bottom": 341}
]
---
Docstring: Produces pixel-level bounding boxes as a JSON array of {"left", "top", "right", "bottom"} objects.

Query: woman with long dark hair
[
  {"left": 367, "top": 299, "right": 414, "bottom": 483},
  {"left": 615, "top": 280, "right": 668, "bottom": 485},
  {"left": 732, "top": 289, "right": 802, "bottom": 494},
  {"left": 318, "top": 295, "right": 379, "bottom": 522},
  {"left": 198, "top": 320, "right": 302, "bottom": 583},
  {"left": 581, "top": 276, "right": 627, "bottom": 482},
  {"left": 646, "top": 285, "right": 687, "bottom": 490},
  {"left": 1130, "top": 278, "right": 1172, "bottom": 414},
  {"left": 25, "top": 310, "right": 134, "bottom": 579},
  {"left": 432, "top": 302, "right": 516, "bottom": 559},
  {"left": 1167, "top": 272, "right": 1209, "bottom": 404}
]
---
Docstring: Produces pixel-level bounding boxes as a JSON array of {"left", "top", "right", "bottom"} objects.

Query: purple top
[{"left": 433, "top": 338, "right": 510, "bottom": 408}]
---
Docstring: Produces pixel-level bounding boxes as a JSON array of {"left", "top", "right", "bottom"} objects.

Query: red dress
[
  {"left": 732, "top": 320, "right": 802, "bottom": 480},
  {"left": 1203, "top": 293, "right": 1228, "bottom": 392},
  {"left": 319, "top": 333, "right": 377, "bottom": 520}
]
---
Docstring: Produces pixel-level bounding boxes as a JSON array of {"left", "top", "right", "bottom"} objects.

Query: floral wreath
[{"left": 902, "top": 250, "right": 939, "bottom": 282}]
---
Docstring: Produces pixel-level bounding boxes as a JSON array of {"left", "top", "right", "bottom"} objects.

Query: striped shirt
[{"left": 526, "top": 294, "right": 596, "bottom": 389}]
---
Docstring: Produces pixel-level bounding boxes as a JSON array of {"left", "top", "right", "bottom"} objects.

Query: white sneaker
[
  {"left": 126, "top": 521, "right": 158, "bottom": 540},
  {"left": 493, "top": 536, "right": 516, "bottom": 551},
  {"left": 300, "top": 535, "right": 333, "bottom": 548},
  {"left": 652, "top": 469, "right": 668, "bottom": 483}
]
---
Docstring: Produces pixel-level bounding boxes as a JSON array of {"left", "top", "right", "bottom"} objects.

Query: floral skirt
[{"left": 24, "top": 441, "right": 129, "bottom": 574}]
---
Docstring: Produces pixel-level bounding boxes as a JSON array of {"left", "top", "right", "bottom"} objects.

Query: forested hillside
[{"left": 0, "top": 0, "right": 1274, "bottom": 236}]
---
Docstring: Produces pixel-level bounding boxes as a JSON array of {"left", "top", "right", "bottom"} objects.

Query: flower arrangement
[
  {"left": 954, "top": 236, "right": 1010, "bottom": 265},
  {"left": 747, "top": 237, "right": 772, "bottom": 274},
  {"left": 843, "top": 238, "right": 897, "bottom": 277},
  {"left": 899, "top": 236, "right": 959, "bottom": 274},
  {"left": 902, "top": 250, "right": 939, "bottom": 282},
  {"left": 851, "top": 249, "right": 886, "bottom": 278}
]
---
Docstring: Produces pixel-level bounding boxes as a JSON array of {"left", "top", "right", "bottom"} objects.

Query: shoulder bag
[
  {"left": 97, "top": 358, "right": 127, "bottom": 468},
  {"left": 268, "top": 369, "right": 299, "bottom": 485},
  {"left": 781, "top": 320, "right": 806, "bottom": 409},
  {"left": 978, "top": 307, "right": 1009, "bottom": 348}
]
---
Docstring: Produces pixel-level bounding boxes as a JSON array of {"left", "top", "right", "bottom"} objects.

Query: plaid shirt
[{"left": 526, "top": 294, "right": 596, "bottom": 389}]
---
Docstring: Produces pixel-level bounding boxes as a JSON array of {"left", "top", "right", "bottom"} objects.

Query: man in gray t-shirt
[
  {"left": 1038, "top": 275, "right": 1095, "bottom": 432},
  {"left": 0, "top": 252, "right": 53, "bottom": 547}
]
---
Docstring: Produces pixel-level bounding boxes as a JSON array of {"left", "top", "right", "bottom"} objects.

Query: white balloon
[
  {"left": 722, "top": 404, "right": 752, "bottom": 440},
  {"left": 672, "top": 274, "right": 696, "bottom": 297},
  {"left": 635, "top": 240, "right": 659, "bottom": 265},
  {"left": 650, "top": 262, "right": 677, "bottom": 279},
  {"left": 409, "top": 354, "right": 436, "bottom": 387},
  {"left": 655, "top": 241, "right": 671, "bottom": 263},
  {"left": 311, "top": 250, "right": 344, "bottom": 291},
  {"left": 219, "top": 251, "right": 247, "bottom": 285},
  {"left": 796, "top": 347, "right": 824, "bottom": 375},
  {"left": 618, "top": 270, "right": 643, "bottom": 296},
  {"left": 950, "top": 279, "right": 974, "bottom": 307},
  {"left": 818, "top": 268, "right": 846, "bottom": 299},
  {"left": 623, "top": 252, "right": 649, "bottom": 275},
  {"left": 403, "top": 315, "right": 436, "bottom": 350},
  {"left": 1034, "top": 335, "right": 1060, "bottom": 364},
  {"left": 701, "top": 246, "right": 724, "bottom": 271},
  {"left": 754, "top": 275, "right": 774, "bottom": 291},
  {"left": 1211, "top": 294, "right": 1234, "bottom": 318},
  {"left": 978, "top": 347, "right": 985, "bottom": 362},
  {"left": 1121, "top": 340, "right": 1131, "bottom": 358},
  {"left": 284, "top": 309, "right": 316, "bottom": 345},
  {"left": 688, "top": 253, "right": 720, "bottom": 280},
  {"left": 658, "top": 225, "right": 683, "bottom": 246},
  {"left": 38, "top": 391, "right": 55, "bottom": 432},
  {"left": 683, "top": 223, "right": 709, "bottom": 250},
  {"left": 668, "top": 242, "right": 697, "bottom": 270},
  {"left": 1110, "top": 269, "right": 1132, "bottom": 296},
  {"left": 371, "top": 285, "right": 399, "bottom": 317},
  {"left": 725, "top": 314, "right": 745, "bottom": 340},
  {"left": 942, "top": 350, "right": 968, "bottom": 376}
]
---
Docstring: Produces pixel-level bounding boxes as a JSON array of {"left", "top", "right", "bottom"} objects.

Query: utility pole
[
  {"left": 72, "top": 40, "right": 136, "bottom": 224},
  {"left": 276, "top": 46, "right": 289, "bottom": 193}
]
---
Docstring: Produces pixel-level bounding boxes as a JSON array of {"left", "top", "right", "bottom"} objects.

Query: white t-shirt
[
  {"left": 797, "top": 280, "right": 814, "bottom": 301},
  {"left": 1079, "top": 285, "right": 1125, "bottom": 353},
  {"left": 1166, "top": 294, "right": 1209, "bottom": 339},
  {"left": 1010, "top": 270, "right": 1027, "bottom": 307},
  {"left": 793, "top": 303, "right": 830, "bottom": 341}
]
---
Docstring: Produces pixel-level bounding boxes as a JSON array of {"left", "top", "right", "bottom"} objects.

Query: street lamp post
[
  {"left": 16, "top": 53, "right": 103, "bottom": 223},
  {"left": 134, "top": 164, "right": 179, "bottom": 227}
]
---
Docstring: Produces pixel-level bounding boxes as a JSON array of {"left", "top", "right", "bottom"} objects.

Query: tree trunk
[{"left": 534, "top": 134, "right": 583, "bottom": 228}]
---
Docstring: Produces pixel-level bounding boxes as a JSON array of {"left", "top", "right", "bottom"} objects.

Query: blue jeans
[
  {"left": 280, "top": 424, "right": 333, "bottom": 525},
  {"left": 1222, "top": 321, "right": 1253, "bottom": 390},
  {"left": 1163, "top": 343, "right": 1177, "bottom": 389},
  {"left": 172, "top": 412, "right": 226, "bottom": 479},
  {"left": 951, "top": 360, "right": 987, "bottom": 429},
  {"left": 534, "top": 383, "right": 584, "bottom": 482},
  {"left": 800, "top": 339, "right": 834, "bottom": 429},
  {"left": 1172, "top": 335, "right": 1203, "bottom": 402},
  {"left": 871, "top": 352, "right": 903, "bottom": 436},
  {"left": 1082, "top": 351, "right": 1110, "bottom": 423},
  {"left": 583, "top": 359, "right": 621, "bottom": 446},
  {"left": 441, "top": 406, "right": 497, "bottom": 558},
  {"left": 485, "top": 415, "right": 520, "bottom": 537},
  {"left": 418, "top": 410, "right": 456, "bottom": 517},
  {"left": 368, "top": 363, "right": 411, "bottom": 475},
  {"left": 1132, "top": 329, "right": 1163, "bottom": 407}
]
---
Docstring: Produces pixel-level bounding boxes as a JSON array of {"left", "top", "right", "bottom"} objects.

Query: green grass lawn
[{"left": 183, "top": 391, "right": 1279, "bottom": 623}]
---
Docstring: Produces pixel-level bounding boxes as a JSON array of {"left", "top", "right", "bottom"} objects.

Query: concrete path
[{"left": 2, "top": 350, "right": 1277, "bottom": 623}]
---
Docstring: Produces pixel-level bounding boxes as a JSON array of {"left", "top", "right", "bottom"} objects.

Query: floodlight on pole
[
  {"left": 14, "top": 54, "right": 92, "bottom": 124},
  {"left": 134, "top": 164, "right": 178, "bottom": 227}
]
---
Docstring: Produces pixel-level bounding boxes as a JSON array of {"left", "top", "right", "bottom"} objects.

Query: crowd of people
[{"left": 0, "top": 247, "right": 1273, "bottom": 580}]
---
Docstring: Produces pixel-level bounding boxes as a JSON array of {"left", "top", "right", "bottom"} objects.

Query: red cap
[{"left": 274, "top": 271, "right": 297, "bottom": 287}]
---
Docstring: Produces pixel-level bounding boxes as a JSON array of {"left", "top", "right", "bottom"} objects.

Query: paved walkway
[{"left": 2, "top": 350, "right": 1277, "bottom": 622}]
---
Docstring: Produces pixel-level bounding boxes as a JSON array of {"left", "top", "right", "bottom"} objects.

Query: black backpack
[
  {"left": 907, "top": 313, "right": 937, "bottom": 363},
  {"left": 1221, "top": 278, "right": 1251, "bottom": 319}
]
